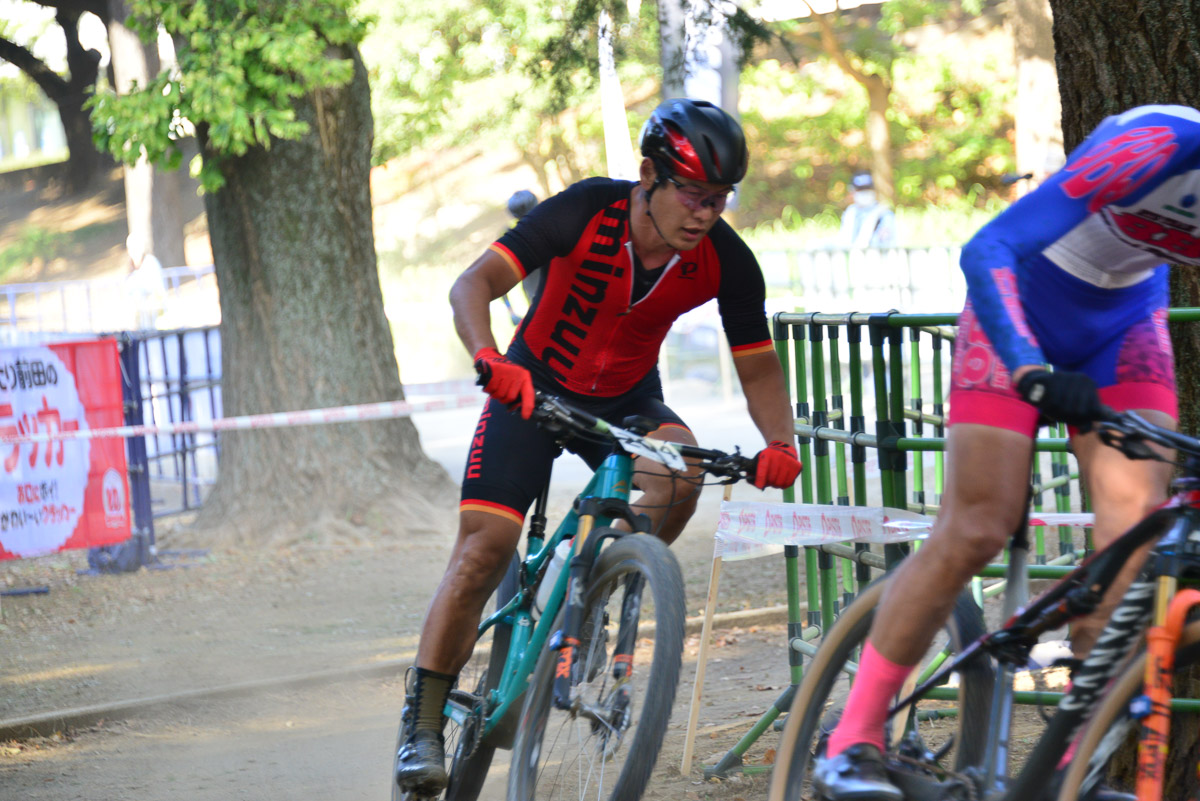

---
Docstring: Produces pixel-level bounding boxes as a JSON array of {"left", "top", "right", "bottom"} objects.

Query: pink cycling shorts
[{"left": 948, "top": 299, "right": 1177, "bottom": 437}]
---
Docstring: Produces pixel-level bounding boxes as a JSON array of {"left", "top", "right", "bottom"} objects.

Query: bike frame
[
  {"left": 447, "top": 447, "right": 635, "bottom": 741},
  {"left": 894, "top": 490, "right": 1200, "bottom": 799}
]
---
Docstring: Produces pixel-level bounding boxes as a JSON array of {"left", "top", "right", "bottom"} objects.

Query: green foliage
[
  {"left": 729, "top": 0, "right": 1015, "bottom": 231},
  {"left": 891, "top": 60, "right": 1015, "bottom": 206},
  {"left": 86, "top": 0, "right": 368, "bottom": 192},
  {"left": 362, "top": 0, "right": 659, "bottom": 175},
  {"left": 0, "top": 72, "right": 48, "bottom": 106}
]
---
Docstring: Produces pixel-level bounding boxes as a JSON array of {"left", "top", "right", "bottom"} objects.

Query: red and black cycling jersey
[{"left": 490, "top": 177, "right": 773, "bottom": 397}]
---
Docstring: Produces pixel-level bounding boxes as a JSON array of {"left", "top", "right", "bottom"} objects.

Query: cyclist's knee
[
  {"left": 450, "top": 514, "right": 520, "bottom": 586},
  {"left": 925, "top": 506, "right": 1016, "bottom": 575}
]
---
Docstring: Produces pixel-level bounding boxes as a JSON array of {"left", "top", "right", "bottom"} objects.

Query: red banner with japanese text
[{"left": 0, "top": 339, "right": 130, "bottom": 559}]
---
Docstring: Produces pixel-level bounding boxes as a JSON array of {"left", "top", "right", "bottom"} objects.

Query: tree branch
[
  {"left": 28, "top": 0, "right": 109, "bottom": 22},
  {"left": 0, "top": 35, "right": 70, "bottom": 102},
  {"left": 800, "top": 0, "right": 869, "bottom": 84}
]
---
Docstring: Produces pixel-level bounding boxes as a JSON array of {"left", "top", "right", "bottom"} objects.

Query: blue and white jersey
[{"left": 961, "top": 104, "right": 1200, "bottom": 371}]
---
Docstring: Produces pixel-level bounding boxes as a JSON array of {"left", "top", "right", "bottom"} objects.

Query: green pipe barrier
[
  {"left": 748, "top": 307, "right": 1200, "bottom": 768},
  {"left": 976, "top": 563, "right": 1076, "bottom": 579}
]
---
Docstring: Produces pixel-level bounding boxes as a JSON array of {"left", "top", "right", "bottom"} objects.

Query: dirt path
[{"left": 0, "top": 490, "right": 801, "bottom": 800}]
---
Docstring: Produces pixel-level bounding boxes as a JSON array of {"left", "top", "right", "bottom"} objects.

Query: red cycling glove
[
  {"left": 753, "top": 440, "right": 802, "bottom": 490},
  {"left": 473, "top": 347, "right": 535, "bottom": 420}
]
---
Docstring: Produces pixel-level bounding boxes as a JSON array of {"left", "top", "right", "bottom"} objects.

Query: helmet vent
[{"left": 703, "top": 136, "right": 720, "bottom": 175}]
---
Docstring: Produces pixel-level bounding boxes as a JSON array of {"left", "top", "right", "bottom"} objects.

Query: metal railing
[
  {"left": 0, "top": 265, "right": 218, "bottom": 336},
  {"left": 136, "top": 327, "right": 223, "bottom": 517}
]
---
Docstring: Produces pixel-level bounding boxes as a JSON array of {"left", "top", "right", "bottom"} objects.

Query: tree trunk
[
  {"left": 199, "top": 45, "right": 453, "bottom": 541},
  {"left": 57, "top": 7, "right": 106, "bottom": 192},
  {"left": 56, "top": 94, "right": 102, "bottom": 191},
  {"left": 1049, "top": 1, "right": 1200, "bottom": 795},
  {"left": 107, "top": 0, "right": 186, "bottom": 268},
  {"left": 658, "top": 0, "right": 688, "bottom": 99},
  {"left": 863, "top": 74, "right": 893, "bottom": 202},
  {"left": 0, "top": 9, "right": 108, "bottom": 193}
]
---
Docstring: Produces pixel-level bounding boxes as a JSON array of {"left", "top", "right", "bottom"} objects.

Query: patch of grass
[
  {"left": 0, "top": 225, "right": 67, "bottom": 280},
  {"left": 0, "top": 220, "right": 124, "bottom": 282}
]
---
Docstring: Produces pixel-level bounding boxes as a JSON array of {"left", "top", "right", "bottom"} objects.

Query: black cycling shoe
[
  {"left": 394, "top": 728, "right": 447, "bottom": 798},
  {"left": 812, "top": 742, "right": 903, "bottom": 801}
]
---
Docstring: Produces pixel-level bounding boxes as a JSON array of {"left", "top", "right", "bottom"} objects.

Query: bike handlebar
[
  {"left": 1094, "top": 407, "right": 1200, "bottom": 462},
  {"left": 529, "top": 392, "right": 757, "bottom": 483}
]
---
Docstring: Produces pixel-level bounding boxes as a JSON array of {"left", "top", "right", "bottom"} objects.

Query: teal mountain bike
[{"left": 393, "top": 391, "right": 757, "bottom": 801}]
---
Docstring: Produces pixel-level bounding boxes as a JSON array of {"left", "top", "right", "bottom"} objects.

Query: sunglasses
[{"left": 665, "top": 175, "right": 731, "bottom": 212}]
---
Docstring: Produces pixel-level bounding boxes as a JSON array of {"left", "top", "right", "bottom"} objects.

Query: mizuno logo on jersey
[
  {"left": 1061, "top": 126, "right": 1178, "bottom": 213},
  {"left": 541, "top": 204, "right": 628, "bottom": 381}
]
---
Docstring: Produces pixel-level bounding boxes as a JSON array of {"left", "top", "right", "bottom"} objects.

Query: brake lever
[{"left": 1098, "top": 421, "right": 1165, "bottom": 462}]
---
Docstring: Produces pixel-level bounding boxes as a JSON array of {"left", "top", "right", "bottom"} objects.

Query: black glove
[{"left": 1015, "top": 369, "right": 1105, "bottom": 429}]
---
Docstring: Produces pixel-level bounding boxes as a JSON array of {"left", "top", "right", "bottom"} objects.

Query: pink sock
[
  {"left": 826, "top": 640, "right": 915, "bottom": 757},
  {"left": 1057, "top": 680, "right": 1076, "bottom": 769}
]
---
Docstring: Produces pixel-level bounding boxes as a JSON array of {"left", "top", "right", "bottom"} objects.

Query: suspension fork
[
  {"left": 612, "top": 572, "right": 645, "bottom": 681},
  {"left": 551, "top": 513, "right": 596, "bottom": 710},
  {"left": 1137, "top": 581, "right": 1200, "bottom": 801}
]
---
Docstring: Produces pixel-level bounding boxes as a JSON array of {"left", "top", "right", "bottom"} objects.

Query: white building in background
[{"left": 0, "top": 87, "right": 66, "bottom": 165}]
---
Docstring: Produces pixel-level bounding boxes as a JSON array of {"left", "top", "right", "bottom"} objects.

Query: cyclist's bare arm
[
  {"left": 734, "top": 349, "right": 797, "bottom": 446},
  {"left": 449, "top": 249, "right": 522, "bottom": 356}
]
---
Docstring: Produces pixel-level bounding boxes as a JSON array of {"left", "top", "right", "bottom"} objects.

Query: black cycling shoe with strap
[
  {"left": 812, "top": 742, "right": 903, "bottom": 801},
  {"left": 394, "top": 666, "right": 455, "bottom": 798},
  {"left": 394, "top": 727, "right": 447, "bottom": 798}
]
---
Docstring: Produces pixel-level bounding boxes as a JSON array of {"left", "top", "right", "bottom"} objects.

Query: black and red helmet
[{"left": 639, "top": 98, "right": 749, "bottom": 184}]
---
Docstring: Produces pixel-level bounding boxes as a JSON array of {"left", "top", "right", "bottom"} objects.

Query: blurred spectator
[
  {"left": 125, "top": 234, "right": 166, "bottom": 330},
  {"left": 839, "top": 172, "right": 898, "bottom": 249},
  {"left": 500, "top": 190, "right": 542, "bottom": 324}
]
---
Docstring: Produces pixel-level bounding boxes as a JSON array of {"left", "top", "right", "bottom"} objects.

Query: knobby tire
[
  {"left": 767, "top": 576, "right": 993, "bottom": 801},
  {"left": 508, "top": 532, "right": 687, "bottom": 801}
]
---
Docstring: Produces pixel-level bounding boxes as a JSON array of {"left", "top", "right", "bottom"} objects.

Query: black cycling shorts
[{"left": 459, "top": 369, "right": 688, "bottom": 525}]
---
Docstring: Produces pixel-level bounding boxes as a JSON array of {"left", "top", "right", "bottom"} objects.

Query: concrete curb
[{"left": 0, "top": 604, "right": 793, "bottom": 740}]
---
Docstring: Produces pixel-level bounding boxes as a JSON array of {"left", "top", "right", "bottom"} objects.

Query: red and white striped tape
[{"left": 0, "top": 393, "right": 484, "bottom": 444}]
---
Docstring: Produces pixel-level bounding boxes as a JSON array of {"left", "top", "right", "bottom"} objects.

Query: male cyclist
[
  {"left": 813, "top": 105, "right": 1198, "bottom": 801},
  {"left": 395, "top": 98, "right": 802, "bottom": 796}
]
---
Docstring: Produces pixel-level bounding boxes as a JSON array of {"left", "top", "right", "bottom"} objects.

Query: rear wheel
[
  {"left": 508, "top": 532, "right": 687, "bottom": 801},
  {"left": 767, "top": 576, "right": 994, "bottom": 801},
  {"left": 393, "top": 554, "right": 519, "bottom": 801}
]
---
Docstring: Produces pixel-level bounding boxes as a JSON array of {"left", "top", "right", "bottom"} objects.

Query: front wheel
[
  {"left": 1056, "top": 618, "right": 1200, "bottom": 800},
  {"left": 508, "top": 532, "right": 687, "bottom": 801},
  {"left": 767, "top": 576, "right": 994, "bottom": 801}
]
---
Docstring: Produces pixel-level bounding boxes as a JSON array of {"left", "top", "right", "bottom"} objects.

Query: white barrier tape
[
  {"left": 0, "top": 393, "right": 485, "bottom": 444},
  {"left": 714, "top": 501, "right": 1095, "bottom": 562},
  {"left": 403, "top": 378, "right": 478, "bottom": 397}
]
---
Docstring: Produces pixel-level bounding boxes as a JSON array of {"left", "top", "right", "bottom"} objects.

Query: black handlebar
[
  {"left": 1094, "top": 408, "right": 1200, "bottom": 463},
  {"left": 530, "top": 392, "right": 757, "bottom": 483}
]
